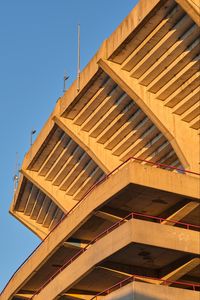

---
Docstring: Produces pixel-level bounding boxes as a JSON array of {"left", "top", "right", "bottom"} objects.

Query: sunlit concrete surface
[
  {"left": 103, "top": 281, "right": 200, "bottom": 300},
  {"left": 1, "top": 0, "right": 199, "bottom": 299}
]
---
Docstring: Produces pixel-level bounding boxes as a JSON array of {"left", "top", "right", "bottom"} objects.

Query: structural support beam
[
  {"left": 15, "top": 293, "right": 33, "bottom": 299},
  {"left": 162, "top": 201, "right": 199, "bottom": 225},
  {"left": 32, "top": 219, "right": 200, "bottom": 300},
  {"left": 11, "top": 211, "right": 48, "bottom": 240},
  {"left": 3, "top": 162, "right": 200, "bottom": 300},
  {"left": 94, "top": 211, "right": 124, "bottom": 223},
  {"left": 98, "top": 59, "right": 200, "bottom": 173},
  {"left": 97, "top": 266, "right": 132, "bottom": 278},
  {"left": 53, "top": 115, "right": 119, "bottom": 173},
  {"left": 101, "top": 258, "right": 200, "bottom": 286},
  {"left": 21, "top": 168, "right": 77, "bottom": 213},
  {"left": 176, "top": 0, "right": 200, "bottom": 26},
  {"left": 63, "top": 242, "right": 88, "bottom": 249},
  {"left": 161, "top": 257, "right": 200, "bottom": 285}
]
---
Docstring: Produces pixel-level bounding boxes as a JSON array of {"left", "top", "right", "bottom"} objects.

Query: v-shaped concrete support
[{"left": 98, "top": 59, "right": 199, "bottom": 173}]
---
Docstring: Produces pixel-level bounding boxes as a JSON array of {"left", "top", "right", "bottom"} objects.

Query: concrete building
[{"left": 1, "top": 0, "right": 200, "bottom": 299}]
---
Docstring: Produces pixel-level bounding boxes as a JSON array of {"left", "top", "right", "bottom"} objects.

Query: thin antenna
[
  {"left": 30, "top": 129, "right": 36, "bottom": 146},
  {"left": 77, "top": 24, "right": 80, "bottom": 92},
  {"left": 63, "top": 70, "right": 69, "bottom": 93},
  {"left": 13, "top": 152, "right": 19, "bottom": 193}
]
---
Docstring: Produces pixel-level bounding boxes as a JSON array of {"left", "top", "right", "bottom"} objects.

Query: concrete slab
[
  {"left": 2, "top": 162, "right": 199, "bottom": 300},
  {"left": 32, "top": 219, "right": 199, "bottom": 299},
  {"left": 103, "top": 281, "right": 200, "bottom": 300}
]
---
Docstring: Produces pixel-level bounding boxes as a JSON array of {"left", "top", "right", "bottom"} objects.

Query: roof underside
[
  {"left": 62, "top": 71, "right": 182, "bottom": 165},
  {"left": 4, "top": 0, "right": 200, "bottom": 299},
  {"left": 108, "top": 0, "right": 200, "bottom": 130},
  {"left": 10, "top": 0, "right": 199, "bottom": 239}
]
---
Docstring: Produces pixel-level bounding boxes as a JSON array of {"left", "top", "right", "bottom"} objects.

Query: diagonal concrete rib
[
  {"left": 21, "top": 168, "right": 77, "bottom": 213},
  {"left": 97, "top": 258, "right": 200, "bottom": 286},
  {"left": 162, "top": 257, "right": 200, "bottom": 285},
  {"left": 15, "top": 293, "right": 33, "bottom": 299},
  {"left": 12, "top": 211, "right": 48, "bottom": 240},
  {"left": 95, "top": 211, "right": 125, "bottom": 223},
  {"left": 161, "top": 201, "right": 199, "bottom": 226},
  {"left": 98, "top": 58, "right": 200, "bottom": 173},
  {"left": 53, "top": 115, "right": 118, "bottom": 173},
  {"left": 175, "top": 0, "right": 200, "bottom": 26}
]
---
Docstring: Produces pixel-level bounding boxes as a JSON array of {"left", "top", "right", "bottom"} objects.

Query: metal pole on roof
[
  {"left": 63, "top": 70, "right": 69, "bottom": 93},
  {"left": 77, "top": 24, "right": 80, "bottom": 92},
  {"left": 13, "top": 152, "right": 19, "bottom": 193},
  {"left": 30, "top": 129, "right": 36, "bottom": 146}
]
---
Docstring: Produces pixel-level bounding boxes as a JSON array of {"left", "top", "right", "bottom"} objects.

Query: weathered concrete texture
[
  {"left": 98, "top": 58, "right": 199, "bottom": 172},
  {"left": 2, "top": 162, "right": 200, "bottom": 300},
  {"left": 2, "top": 0, "right": 200, "bottom": 299},
  {"left": 33, "top": 219, "right": 199, "bottom": 299},
  {"left": 176, "top": 0, "right": 200, "bottom": 26},
  {"left": 9, "top": 0, "right": 200, "bottom": 240},
  {"left": 104, "top": 281, "right": 200, "bottom": 300}
]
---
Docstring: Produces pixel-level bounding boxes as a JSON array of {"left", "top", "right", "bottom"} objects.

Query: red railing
[
  {"left": 41, "top": 156, "right": 199, "bottom": 251},
  {"left": 1, "top": 157, "right": 199, "bottom": 295},
  {"left": 29, "top": 211, "right": 200, "bottom": 298},
  {"left": 90, "top": 274, "right": 200, "bottom": 299}
]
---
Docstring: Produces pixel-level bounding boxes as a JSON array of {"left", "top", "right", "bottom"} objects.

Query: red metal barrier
[
  {"left": 90, "top": 275, "right": 200, "bottom": 299},
  {"left": 29, "top": 211, "right": 200, "bottom": 298},
  {"left": 1, "top": 157, "right": 199, "bottom": 296},
  {"left": 47, "top": 156, "right": 199, "bottom": 240}
]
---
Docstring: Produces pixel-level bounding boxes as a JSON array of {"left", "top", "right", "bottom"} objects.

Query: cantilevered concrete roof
[
  {"left": 9, "top": 0, "right": 200, "bottom": 239},
  {"left": 2, "top": 1, "right": 199, "bottom": 299}
]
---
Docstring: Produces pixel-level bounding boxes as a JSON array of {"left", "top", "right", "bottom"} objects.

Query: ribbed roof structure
[{"left": 1, "top": 0, "right": 199, "bottom": 299}]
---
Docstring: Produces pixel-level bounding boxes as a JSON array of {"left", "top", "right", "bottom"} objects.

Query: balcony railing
[
  {"left": 90, "top": 275, "right": 200, "bottom": 299},
  {"left": 1, "top": 156, "right": 199, "bottom": 297},
  {"left": 29, "top": 211, "right": 200, "bottom": 298}
]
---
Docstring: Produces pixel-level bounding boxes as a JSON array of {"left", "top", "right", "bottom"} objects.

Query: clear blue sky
[{"left": 0, "top": 0, "right": 137, "bottom": 291}]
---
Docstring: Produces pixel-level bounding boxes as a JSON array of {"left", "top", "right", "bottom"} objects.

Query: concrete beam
[
  {"left": 63, "top": 242, "right": 88, "bottom": 249},
  {"left": 98, "top": 58, "right": 200, "bottom": 173},
  {"left": 176, "top": 0, "right": 200, "bottom": 26},
  {"left": 53, "top": 115, "right": 119, "bottom": 173},
  {"left": 3, "top": 162, "right": 199, "bottom": 300},
  {"left": 15, "top": 293, "right": 33, "bottom": 299},
  {"left": 162, "top": 257, "right": 200, "bottom": 285},
  {"left": 16, "top": 0, "right": 199, "bottom": 176},
  {"left": 101, "top": 261, "right": 157, "bottom": 278},
  {"left": 12, "top": 211, "right": 48, "bottom": 240},
  {"left": 162, "top": 201, "right": 199, "bottom": 225},
  {"left": 32, "top": 219, "right": 200, "bottom": 299},
  {"left": 96, "top": 266, "right": 162, "bottom": 286},
  {"left": 94, "top": 211, "right": 124, "bottom": 223},
  {"left": 106, "top": 0, "right": 164, "bottom": 61},
  {"left": 104, "top": 281, "right": 200, "bottom": 300},
  {"left": 59, "top": 0, "right": 165, "bottom": 115},
  {"left": 139, "top": 257, "right": 200, "bottom": 285},
  {"left": 97, "top": 266, "right": 132, "bottom": 278},
  {"left": 172, "top": 85, "right": 200, "bottom": 115},
  {"left": 21, "top": 168, "right": 77, "bottom": 213}
]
